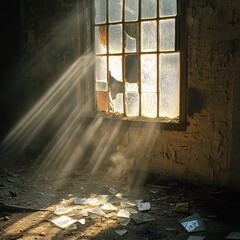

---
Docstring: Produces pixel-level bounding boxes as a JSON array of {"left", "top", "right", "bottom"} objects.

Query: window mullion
[
  {"left": 157, "top": 0, "right": 160, "bottom": 117},
  {"left": 122, "top": 0, "right": 126, "bottom": 116},
  {"left": 139, "top": 0, "right": 142, "bottom": 117},
  {"left": 106, "top": 0, "right": 111, "bottom": 112}
]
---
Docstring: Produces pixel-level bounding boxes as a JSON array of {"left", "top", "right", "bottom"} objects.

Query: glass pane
[
  {"left": 109, "top": 56, "right": 123, "bottom": 101},
  {"left": 141, "top": 0, "right": 157, "bottom": 19},
  {"left": 126, "top": 92, "right": 139, "bottom": 116},
  {"left": 141, "top": 54, "right": 157, "bottom": 92},
  {"left": 142, "top": 93, "right": 157, "bottom": 118},
  {"left": 125, "top": 0, "right": 139, "bottom": 22},
  {"left": 125, "top": 55, "right": 139, "bottom": 83},
  {"left": 109, "top": 0, "right": 123, "bottom": 23},
  {"left": 141, "top": 21, "right": 157, "bottom": 52},
  {"left": 159, "top": 19, "right": 175, "bottom": 51},
  {"left": 95, "top": 0, "right": 106, "bottom": 24},
  {"left": 109, "top": 56, "right": 122, "bottom": 81},
  {"left": 126, "top": 83, "right": 138, "bottom": 92},
  {"left": 109, "top": 24, "right": 123, "bottom": 53},
  {"left": 96, "top": 56, "right": 107, "bottom": 82},
  {"left": 96, "top": 91, "right": 109, "bottom": 111},
  {"left": 96, "top": 82, "right": 107, "bottom": 91},
  {"left": 159, "top": 0, "right": 177, "bottom": 17},
  {"left": 113, "top": 93, "right": 124, "bottom": 113},
  {"left": 159, "top": 53, "right": 180, "bottom": 118},
  {"left": 124, "top": 23, "right": 139, "bottom": 53},
  {"left": 95, "top": 26, "right": 107, "bottom": 54}
]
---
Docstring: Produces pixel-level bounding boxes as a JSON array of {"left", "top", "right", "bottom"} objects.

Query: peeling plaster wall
[
  {"left": 19, "top": 0, "right": 240, "bottom": 189},
  {"left": 109, "top": 0, "right": 240, "bottom": 189}
]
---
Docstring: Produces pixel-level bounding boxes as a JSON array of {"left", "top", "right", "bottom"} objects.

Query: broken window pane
[
  {"left": 124, "top": 23, "right": 139, "bottom": 53},
  {"left": 159, "top": 0, "right": 177, "bottom": 17},
  {"left": 126, "top": 92, "right": 139, "bottom": 116},
  {"left": 95, "top": 26, "right": 107, "bottom": 54},
  {"left": 142, "top": 93, "right": 157, "bottom": 118},
  {"left": 159, "top": 19, "right": 175, "bottom": 51},
  {"left": 95, "top": 0, "right": 106, "bottom": 24},
  {"left": 109, "top": 24, "right": 123, "bottom": 53},
  {"left": 109, "top": 56, "right": 122, "bottom": 82},
  {"left": 141, "top": 54, "right": 157, "bottom": 93},
  {"left": 113, "top": 93, "right": 124, "bottom": 113},
  {"left": 141, "top": 0, "right": 157, "bottom": 19},
  {"left": 109, "top": 56, "right": 123, "bottom": 102},
  {"left": 159, "top": 53, "right": 180, "bottom": 118},
  {"left": 141, "top": 21, "right": 157, "bottom": 52},
  {"left": 109, "top": 0, "right": 123, "bottom": 23},
  {"left": 96, "top": 56, "right": 107, "bottom": 82},
  {"left": 125, "top": 55, "right": 139, "bottom": 83},
  {"left": 125, "top": 0, "right": 139, "bottom": 22}
]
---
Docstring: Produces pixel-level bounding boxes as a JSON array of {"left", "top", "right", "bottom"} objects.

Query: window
[{"left": 94, "top": 0, "right": 186, "bottom": 125}]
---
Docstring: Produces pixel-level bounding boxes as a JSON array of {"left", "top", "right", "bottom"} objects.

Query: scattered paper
[
  {"left": 115, "top": 229, "right": 127, "bottom": 236},
  {"left": 104, "top": 212, "right": 116, "bottom": 218},
  {"left": 125, "top": 208, "right": 138, "bottom": 214},
  {"left": 78, "top": 218, "right": 86, "bottom": 225},
  {"left": 120, "top": 199, "right": 137, "bottom": 208},
  {"left": 137, "top": 202, "right": 151, "bottom": 211},
  {"left": 117, "top": 209, "right": 130, "bottom": 218},
  {"left": 54, "top": 207, "right": 73, "bottom": 215},
  {"left": 119, "top": 217, "right": 131, "bottom": 226},
  {"left": 180, "top": 213, "right": 207, "bottom": 233},
  {"left": 74, "top": 197, "right": 88, "bottom": 205},
  {"left": 88, "top": 207, "right": 106, "bottom": 216},
  {"left": 52, "top": 216, "right": 77, "bottom": 229},
  {"left": 100, "top": 203, "right": 117, "bottom": 211}
]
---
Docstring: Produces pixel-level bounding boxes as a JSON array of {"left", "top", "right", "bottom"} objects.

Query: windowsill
[{"left": 80, "top": 111, "right": 187, "bottom": 131}]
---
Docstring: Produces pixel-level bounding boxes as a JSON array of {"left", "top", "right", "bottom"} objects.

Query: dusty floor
[{"left": 0, "top": 153, "right": 240, "bottom": 240}]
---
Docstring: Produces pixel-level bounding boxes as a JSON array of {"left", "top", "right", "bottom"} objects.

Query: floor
[{"left": 0, "top": 153, "right": 240, "bottom": 240}]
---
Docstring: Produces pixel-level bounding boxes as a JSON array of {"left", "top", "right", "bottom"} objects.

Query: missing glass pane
[
  {"left": 125, "top": 55, "right": 139, "bottom": 83},
  {"left": 124, "top": 23, "right": 139, "bottom": 53}
]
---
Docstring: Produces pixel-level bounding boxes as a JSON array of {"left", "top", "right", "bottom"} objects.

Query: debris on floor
[
  {"left": 179, "top": 213, "right": 207, "bottom": 233},
  {"left": 1, "top": 163, "right": 240, "bottom": 240},
  {"left": 226, "top": 232, "right": 240, "bottom": 239}
]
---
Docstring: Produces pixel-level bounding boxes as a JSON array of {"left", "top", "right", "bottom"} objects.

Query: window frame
[{"left": 90, "top": 0, "right": 187, "bottom": 130}]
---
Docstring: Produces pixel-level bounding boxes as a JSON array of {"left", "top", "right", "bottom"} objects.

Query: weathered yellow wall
[{"left": 19, "top": 0, "right": 240, "bottom": 190}]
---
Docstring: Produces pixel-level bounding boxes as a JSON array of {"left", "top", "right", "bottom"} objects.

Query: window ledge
[{"left": 80, "top": 111, "right": 187, "bottom": 131}]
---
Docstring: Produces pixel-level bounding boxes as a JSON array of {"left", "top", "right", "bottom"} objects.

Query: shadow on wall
[{"left": 187, "top": 87, "right": 205, "bottom": 117}]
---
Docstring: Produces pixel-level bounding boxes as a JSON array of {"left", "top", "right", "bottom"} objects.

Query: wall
[{"left": 8, "top": 0, "right": 240, "bottom": 189}]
